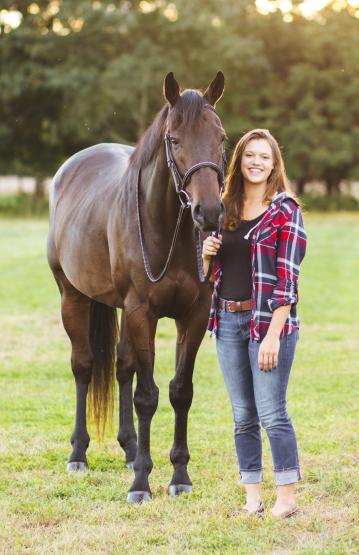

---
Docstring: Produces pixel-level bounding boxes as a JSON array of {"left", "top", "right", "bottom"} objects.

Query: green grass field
[{"left": 0, "top": 215, "right": 358, "bottom": 554}]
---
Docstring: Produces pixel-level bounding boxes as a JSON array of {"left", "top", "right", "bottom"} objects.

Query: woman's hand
[
  {"left": 202, "top": 234, "right": 222, "bottom": 259},
  {"left": 258, "top": 332, "right": 280, "bottom": 372}
]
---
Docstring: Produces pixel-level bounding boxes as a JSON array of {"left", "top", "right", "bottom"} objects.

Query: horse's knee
[
  {"left": 169, "top": 380, "right": 193, "bottom": 412},
  {"left": 71, "top": 353, "right": 93, "bottom": 384},
  {"left": 133, "top": 385, "right": 159, "bottom": 417},
  {"left": 116, "top": 360, "right": 135, "bottom": 384}
]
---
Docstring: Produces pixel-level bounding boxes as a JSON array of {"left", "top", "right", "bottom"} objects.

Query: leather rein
[{"left": 136, "top": 115, "right": 226, "bottom": 284}]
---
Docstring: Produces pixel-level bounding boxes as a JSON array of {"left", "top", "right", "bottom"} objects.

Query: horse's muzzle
[{"left": 192, "top": 201, "right": 224, "bottom": 232}]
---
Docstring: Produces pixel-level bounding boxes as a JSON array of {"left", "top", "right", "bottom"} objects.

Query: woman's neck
[
  {"left": 241, "top": 181, "right": 270, "bottom": 220},
  {"left": 243, "top": 179, "right": 267, "bottom": 204}
]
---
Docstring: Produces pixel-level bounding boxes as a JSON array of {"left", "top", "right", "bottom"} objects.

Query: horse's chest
[{"left": 148, "top": 272, "right": 200, "bottom": 318}]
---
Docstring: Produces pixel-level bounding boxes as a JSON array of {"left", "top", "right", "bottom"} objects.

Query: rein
[
  {"left": 136, "top": 168, "right": 187, "bottom": 283},
  {"left": 136, "top": 124, "right": 226, "bottom": 284}
]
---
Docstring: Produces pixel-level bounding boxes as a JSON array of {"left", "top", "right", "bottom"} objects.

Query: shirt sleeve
[{"left": 267, "top": 203, "right": 307, "bottom": 312}]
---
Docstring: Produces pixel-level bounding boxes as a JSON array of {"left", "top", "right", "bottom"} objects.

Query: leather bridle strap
[
  {"left": 182, "top": 161, "right": 224, "bottom": 190},
  {"left": 164, "top": 133, "right": 225, "bottom": 207},
  {"left": 136, "top": 168, "right": 187, "bottom": 283}
]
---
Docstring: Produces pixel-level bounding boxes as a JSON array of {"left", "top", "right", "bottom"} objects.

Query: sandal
[
  {"left": 271, "top": 504, "right": 300, "bottom": 519},
  {"left": 242, "top": 500, "right": 265, "bottom": 517}
]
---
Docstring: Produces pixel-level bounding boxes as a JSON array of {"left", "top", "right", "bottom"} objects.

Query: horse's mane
[{"left": 129, "top": 90, "right": 206, "bottom": 169}]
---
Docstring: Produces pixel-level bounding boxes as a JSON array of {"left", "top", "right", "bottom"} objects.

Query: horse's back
[
  {"left": 49, "top": 143, "right": 134, "bottom": 213},
  {"left": 48, "top": 143, "right": 134, "bottom": 303}
]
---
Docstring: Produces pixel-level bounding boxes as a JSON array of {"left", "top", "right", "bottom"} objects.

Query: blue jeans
[{"left": 216, "top": 308, "right": 301, "bottom": 486}]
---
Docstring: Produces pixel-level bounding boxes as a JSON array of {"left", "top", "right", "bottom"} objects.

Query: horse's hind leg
[
  {"left": 117, "top": 312, "right": 137, "bottom": 468},
  {"left": 59, "top": 273, "right": 93, "bottom": 471}
]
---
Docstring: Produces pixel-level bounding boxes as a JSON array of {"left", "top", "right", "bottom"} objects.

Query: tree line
[{"left": 1, "top": 0, "right": 358, "bottom": 197}]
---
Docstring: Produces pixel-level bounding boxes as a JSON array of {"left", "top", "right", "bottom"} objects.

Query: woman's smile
[{"left": 241, "top": 138, "right": 274, "bottom": 185}]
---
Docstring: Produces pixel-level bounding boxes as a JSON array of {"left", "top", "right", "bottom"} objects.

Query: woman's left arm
[
  {"left": 258, "top": 305, "right": 291, "bottom": 372},
  {"left": 258, "top": 203, "right": 307, "bottom": 372}
]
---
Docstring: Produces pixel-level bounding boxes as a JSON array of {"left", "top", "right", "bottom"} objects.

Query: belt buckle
[{"left": 227, "top": 300, "right": 239, "bottom": 312}]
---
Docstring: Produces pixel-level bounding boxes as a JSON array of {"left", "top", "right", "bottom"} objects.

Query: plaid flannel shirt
[{"left": 208, "top": 192, "right": 307, "bottom": 342}]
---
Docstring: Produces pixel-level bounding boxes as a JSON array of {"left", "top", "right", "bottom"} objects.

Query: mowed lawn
[{"left": 0, "top": 214, "right": 358, "bottom": 555}]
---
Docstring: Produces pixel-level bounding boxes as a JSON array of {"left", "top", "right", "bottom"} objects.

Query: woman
[{"left": 202, "top": 129, "right": 307, "bottom": 518}]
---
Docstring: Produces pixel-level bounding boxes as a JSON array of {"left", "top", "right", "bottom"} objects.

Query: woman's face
[{"left": 240, "top": 138, "right": 274, "bottom": 186}]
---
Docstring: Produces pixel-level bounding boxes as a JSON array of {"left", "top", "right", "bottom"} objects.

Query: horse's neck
[
  {"left": 140, "top": 147, "right": 181, "bottom": 233},
  {"left": 137, "top": 147, "right": 194, "bottom": 263}
]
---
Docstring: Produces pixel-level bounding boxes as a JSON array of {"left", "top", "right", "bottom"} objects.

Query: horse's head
[{"left": 164, "top": 72, "right": 226, "bottom": 232}]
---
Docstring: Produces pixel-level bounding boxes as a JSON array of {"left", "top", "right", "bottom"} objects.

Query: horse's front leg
[
  {"left": 125, "top": 305, "right": 158, "bottom": 503},
  {"left": 168, "top": 306, "right": 208, "bottom": 496}
]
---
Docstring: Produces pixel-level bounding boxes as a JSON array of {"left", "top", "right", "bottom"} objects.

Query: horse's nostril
[{"left": 193, "top": 204, "right": 202, "bottom": 219}]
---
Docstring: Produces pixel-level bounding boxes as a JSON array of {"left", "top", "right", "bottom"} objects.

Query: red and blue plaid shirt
[{"left": 208, "top": 192, "right": 307, "bottom": 342}]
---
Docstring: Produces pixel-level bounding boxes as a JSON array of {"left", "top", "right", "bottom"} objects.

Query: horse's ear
[
  {"left": 164, "top": 72, "right": 180, "bottom": 106},
  {"left": 203, "top": 71, "right": 225, "bottom": 106}
]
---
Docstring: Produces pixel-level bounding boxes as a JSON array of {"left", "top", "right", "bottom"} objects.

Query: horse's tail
[{"left": 88, "top": 300, "right": 119, "bottom": 441}]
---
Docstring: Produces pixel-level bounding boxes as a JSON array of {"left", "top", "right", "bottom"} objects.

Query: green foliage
[
  {"left": 0, "top": 193, "right": 49, "bottom": 216},
  {"left": 301, "top": 192, "right": 359, "bottom": 212},
  {"left": 0, "top": 1, "right": 358, "bottom": 195}
]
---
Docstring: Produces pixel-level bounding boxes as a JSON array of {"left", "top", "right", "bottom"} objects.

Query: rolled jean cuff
[
  {"left": 275, "top": 468, "right": 301, "bottom": 486},
  {"left": 240, "top": 469, "right": 263, "bottom": 484}
]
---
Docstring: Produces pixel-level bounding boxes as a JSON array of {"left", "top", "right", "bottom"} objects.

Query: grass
[{"left": 0, "top": 214, "right": 358, "bottom": 554}]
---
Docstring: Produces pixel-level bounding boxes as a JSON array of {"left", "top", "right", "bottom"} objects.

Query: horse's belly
[{"left": 55, "top": 222, "right": 118, "bottom": 302}]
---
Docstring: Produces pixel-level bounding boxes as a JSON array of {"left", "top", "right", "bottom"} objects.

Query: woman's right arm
[{"left": 202, "top": 234, "right": 222, "bottom": 275}]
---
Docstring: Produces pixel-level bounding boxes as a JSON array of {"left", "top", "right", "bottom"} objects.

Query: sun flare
[{"left": 256, "top": 0, "right": 359, "bottom": 17}]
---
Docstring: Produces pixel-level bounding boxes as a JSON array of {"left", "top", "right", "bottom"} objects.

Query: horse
[{"left": 47, "top": 72, "right": 226, "bottom": 503}]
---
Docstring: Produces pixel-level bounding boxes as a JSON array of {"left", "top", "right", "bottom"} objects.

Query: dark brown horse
[{"left": 47, "top": 72, "right": 225, "bottom": 503}]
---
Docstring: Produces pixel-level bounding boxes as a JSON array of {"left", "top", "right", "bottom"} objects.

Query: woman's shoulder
[{"left": 273, "top": 192, "right": 302, "bottom": 216}]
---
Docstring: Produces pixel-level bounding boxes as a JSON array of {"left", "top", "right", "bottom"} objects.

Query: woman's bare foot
[
  {"left": 243, "top": 483, "right": 263, "bottom": 513},
  {"left": 271, "top": 484, "right": 298, "bottom": 518}
]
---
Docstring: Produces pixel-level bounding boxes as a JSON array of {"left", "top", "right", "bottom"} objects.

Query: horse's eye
[{"left": 170, "top": 137, "right": 179, "bottom": 145}]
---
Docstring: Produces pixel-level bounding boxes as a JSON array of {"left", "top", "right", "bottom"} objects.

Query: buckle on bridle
[{"left": 178, "top": 189, "right": 191, "bottom": 207}]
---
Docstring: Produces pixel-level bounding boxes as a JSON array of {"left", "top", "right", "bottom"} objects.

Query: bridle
[
  {"left": 136, "top": 106, "right": 226, "bottom": 283},
  {"left": 164, "top": 132, "right": 226, "bottom": 208}
]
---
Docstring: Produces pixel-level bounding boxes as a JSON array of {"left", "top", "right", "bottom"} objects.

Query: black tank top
[{"left": 218, "top": 211, "right": 266, "bottom": 301}]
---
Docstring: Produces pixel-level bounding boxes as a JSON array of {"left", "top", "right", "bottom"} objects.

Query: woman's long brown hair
[{"left": 222, "top": 129, "right": 299, "bottom": 230}]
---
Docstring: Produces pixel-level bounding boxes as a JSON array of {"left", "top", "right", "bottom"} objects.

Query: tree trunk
[
  {"left": 34, "top": 175, "right": 46, "bottom": 201},
  {"left": 325, "top": 178, "right": 339, "bottom": 196},
  {"left": 296, "top": 178, "right": 306, "bottom": 195}
]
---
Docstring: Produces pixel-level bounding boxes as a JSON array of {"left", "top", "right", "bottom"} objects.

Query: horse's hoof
[
  {"left": 67, "top": 461, "right": 88, "bottom": 473},
  {"left": 168, "top": 484, "right": 192, "bottom": 496},
  {"left": 126, "top": 491, "right": 152, "bottom": 504},
  {"left": 126, "top": 461, "right": 134, "bottom": 470}
]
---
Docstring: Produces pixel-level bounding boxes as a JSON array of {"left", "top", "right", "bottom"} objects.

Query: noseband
[{"left": 164, "top": 127, "right": 226, "bottom": 207}]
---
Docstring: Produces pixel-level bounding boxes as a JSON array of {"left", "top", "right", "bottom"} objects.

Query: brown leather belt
[{"left": 218, "top": 298, "right": 252, "bottom": 312}]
